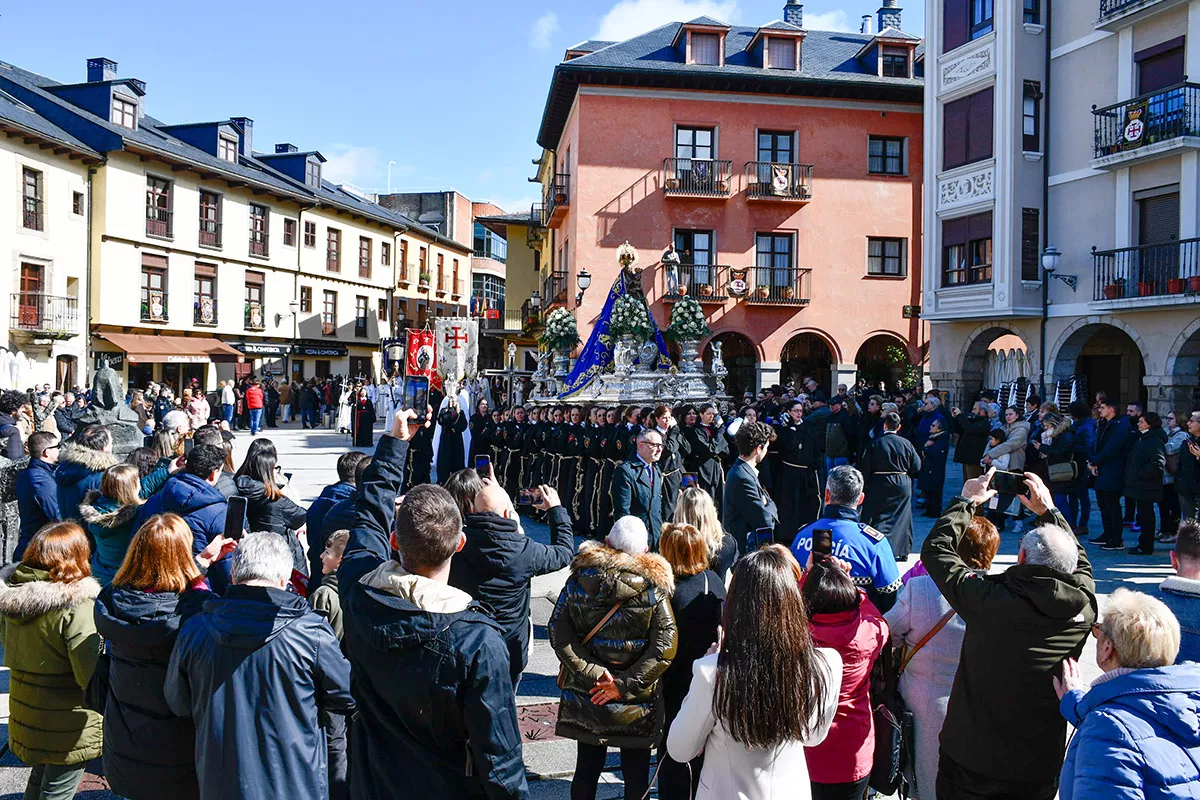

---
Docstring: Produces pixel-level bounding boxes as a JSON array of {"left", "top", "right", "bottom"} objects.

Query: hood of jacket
[
  {"left": 1161, "top": 575, "right": 1200, "bottom": 599},
  {"left": 199, "top": 584, "right": 309, "bottom": 650},
  {"left": 0, "top": 562, "right": 100, "bottom": 619},
  {"left": 361, "top": 561, "right": 474, "bottom": 614},
  {"left": 55, "top": 443, "right": 119, "bottom": 485},
  {"left": 94, "top": 584, "right": 195, "bottom": 647},
  {"left": 570, "top": 541, "right": 674, "bottom": 604},
  {"left": 234, "top": 475, "right": 269, "bottom": 501},
  {"left": 160, "top": 472, "right": 226, "bottom": 516},
  {"left": 79, "top": 490, "right": 142, "bottom": 529},
  {"left": 355, "top": 561, "right": 497, "bottom": 652},
  {"left": 1139, "top": 426, "right": 1169, "bottom": 447},
  {"left": 997, "top": 564, "right": 1093, "bottom": 621},
  {"left": 1077, "top": 665, "right": 1200, "bottom": 748},
  {"left": 462, "top": 512, "right": 526, "bottom": 576}
]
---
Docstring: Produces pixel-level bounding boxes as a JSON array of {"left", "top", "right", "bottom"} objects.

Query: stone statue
[{"left": 78, "top": 361, "right": 143, "bottom": 455}]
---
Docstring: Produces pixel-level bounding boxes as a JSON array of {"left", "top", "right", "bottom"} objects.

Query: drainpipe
[
  {"left": 1039, "top": 0, "right": 1053, "bottom": 398},
  {"left": 85, "top": 160, "right": 102, "bottom": 387}
]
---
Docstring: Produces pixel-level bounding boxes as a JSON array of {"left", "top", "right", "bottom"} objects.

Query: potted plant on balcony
[
  {"left": 782, "top": 286, "right": 795, "bottom": 299},
  {"left": 418, "top": 271, "right": 431, "bottom": 289},
  {"left": 697, "top": 283, "right": 713, "bottom": 297},
  {"left": 1191, "top": 274, "right": 1200, "bottom": 293},
  {"left": 1168, "top": 276, "right": 1186, "bottom": 294},
  {"left": 1137, "top": 280, "right": 1154, "bottom": 297},
  {"left": 756, "top": 285, "right": 771, "bottom": 299},
  {"left": 664, "top": 295, "right": 710, "bottom": 375},
  {"left": 1103, "top": 278, "right": 1125, "bottom": 300}
]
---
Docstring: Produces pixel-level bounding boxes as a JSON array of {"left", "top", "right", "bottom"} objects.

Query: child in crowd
[
  {"left": 981, "top": 429, "right": 1011, "bottom": 471},
  {"left": 309, "top": 528, "right": 349, "bottom": 800}
]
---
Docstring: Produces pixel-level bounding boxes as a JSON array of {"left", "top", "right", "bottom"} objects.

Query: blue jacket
[
  {"left": 1059, "top": 664, "right": 1200, "bottom": 800},
  {"left": 15, "top": 459, "right": 59, "bottom": 561},
  {"left": 791, "top": 503, "right": 901, "bottom": 612},
  {"left": 722, "top": 457, "right": 779, "bottom": 553},
  {"left": 54, "top": 442, "right": 119, "bottom": 522},
  {"left": 1159, "top": 576, "right": 1200, "bottom": 665},
  {"left": 919, "top": 430, "right": 950, "bottom": 491},
  {"left": 612, "top": 457, "right": 665, "bottom": 550},
  {"left": 164, "top": 585, "right": 354, "bottom": 800},
  {"left": 79, "top": 491, "right": 142, "bottom": 586},
  {"left": 1091, "top": 416, "right": 1134, "bottom": 493},
  {"left": 915, "top": 408, "right": 946, "bottom": 445},
  {"left": 305, "top": 481, "right": 355, "bottom": 578}
]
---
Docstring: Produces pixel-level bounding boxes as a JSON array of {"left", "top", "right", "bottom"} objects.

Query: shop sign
[
  {"left": 165, "top": 355, "right": 210, "bottom": 364},
  {"left": 229, "top": 342, "right": 291, "bottom": 357},
  {"left": 296, "top": 344, "right": 348, "bottom": 357}
]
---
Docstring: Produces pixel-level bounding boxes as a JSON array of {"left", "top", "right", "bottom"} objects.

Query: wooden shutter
[
  {"left": 1021, "top": 208, "right": 1040, "bottom": 281},
  {"left": 1138, "top": 193, "right": 1180, "bottom": 245},
  {"left": 142, "top": 253, "right": 168, "bottom": 270},
  {"left": 968, "top": 211, "right": 993, "bottom": 242},
  {"left": 943, "top": 217, "right": 969, "bottom": 250},
  {"left": 245, "top": 270, "right": 265, "bottom": 286},
  {"left": 966, "top": 87, "right": 994, "bottom": 164},
  {"left": 195, "top": 262, "right": 217, "bottom": 279},
  {"left": 1137, "top": 46, "right": 1185, "bottom": 95},
  {"left": 943, "top": 97, "right": 969, "bottom": 170},
  {"left": 943, "top": 0, "right": 969, "bottom": 53}
]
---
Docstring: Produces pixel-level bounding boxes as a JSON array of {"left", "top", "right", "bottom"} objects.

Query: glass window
[
  {"left": 146, "top": 177, "right": 173, "bottom": 237},
  {"left": 690, "top": 33, "right": 720, "bottom": 65},
  {"left": 767, "top": 38, "right": 796, "bottom": 69},
  {"left": 472, "top": 273, "right": 507, "bottom": 312},
  {"left": 218, "top": 136, "right": 238, "bottom": 163},
  {"left": 381, "top": 242, "right": 391, "bottom": 266},
  {"left": 755, "top": 233, "right": 793, "bottom": 287},
  {"left": 359, "top": 237, "right": 372, "bottom": 278},
  {"left": 283, "top": 219, "right": 296, "bottom": 247},
  {"left": 249, "top": 204, "right": 269, "bottom": 256},
  {"left": 1023, "top": 0, "right": 1040, "bottom": 24},
  {"left": 303, "top": 220, "right": 316, "bottom": 248},
  {"left": 473, "top": 222, "right": 508, "bottom": 263},
  {"left": 757, "top": 131, "right": 793, "bottom": 163},
  {"left": 306, "top": 160, "right": 321, "bottom": 188},
  {"left": 300, "top": 286, "right": 312, "bottom": 313},
  {"left": 22, "top": 168, "right": 42, "bottom": 231},
  {"left": 675, "top": 127, "right": 715, "bottom": 160},
  {"left": 141, "top": 266, "right": 167, "bottom": 320},
  {"left": 970, "top": 0, "right": 994, "bottom": 40},
  {"left": 942, "top": 212, "right": 993, "bottom": 286},
  {"left": 674, "top": 229, "right": 714, "bottom": 284},
  {"left": 1023, "top": 81, "right": 1041, "bottom": 152},
  {"left": 111, "top": 95, "right": 137, "bottom": 129},
  {"left": 868, "top": 238, "right": 906, "bottom": 276},
  {"left": 868, "top": 136, "right": 905, "bottom": 175},
  {"left": 882, "top": 47, "right": 909, "bottom": 78},
  {"left": 322, "top": 290, "right": 337, "bottom": 333},
  {"left": 355, "top": 296, "right": 368, "bottom": 336},
  {"left": 327, "top": 228, "right": 341, "bottom": 271},
  {"left": 199, "top": 191, "right": 221, "bottom": 247}
]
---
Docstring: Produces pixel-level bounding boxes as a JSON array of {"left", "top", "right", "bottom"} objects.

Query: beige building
[
  {"left": 923, "top": 0, "right": 1200, "bottom": 414},
  {"left": 0, "top": 90, "right": 100, "bottom": 390}
]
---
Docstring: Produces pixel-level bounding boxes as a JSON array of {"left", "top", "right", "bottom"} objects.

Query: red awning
[{"left": 97, "top": 332, "right": 243, "bottom": 364}]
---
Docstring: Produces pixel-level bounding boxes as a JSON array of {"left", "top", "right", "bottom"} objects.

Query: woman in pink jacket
[{"left": 802, "top": 557, "right": 889, "bottom": 799}]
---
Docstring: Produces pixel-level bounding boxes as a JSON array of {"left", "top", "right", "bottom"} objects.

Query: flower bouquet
[
  {"left": 539, "top": 307, "right": 580, "bottom": 352},
  {"left": 664, "top": 294, "right": 711, "bottom": 341},
  {"left": 608, "top": 295, "right": 653, "bottom": 341}
]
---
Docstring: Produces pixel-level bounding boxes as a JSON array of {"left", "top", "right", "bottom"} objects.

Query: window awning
[{"left": 96, "top": 332, "right": 243, "bottom": 364}]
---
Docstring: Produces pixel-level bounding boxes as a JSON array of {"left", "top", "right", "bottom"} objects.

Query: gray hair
[
  {"left": 1019, "top": 526, "right": 1078, "bottom": 575},
  {"left": 826, "top": 465, "right": 865, "bottom": 507},
  {"left": 1100, "top": 588, "right": 1180, "bottom": 668},
  {"left": 926, "top": 396, "right": 941, "bottom": 408},
  {"left": 231, "top": 532, "right": 294, "bottom": 585},
  {"left": 162, "top": 409, "right": 189, "bottom": 432},
  {"left": 608, "top": 515, "right": 649, "bottom": 554},
  {"left": 637, "top": 428, "right": 663, "bottom": 444}
]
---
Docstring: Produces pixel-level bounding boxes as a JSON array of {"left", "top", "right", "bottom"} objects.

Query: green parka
[
  {"left": 0, "top": 563, "right": 103, "bottom": 765},
  {"left": 550, "top": 542, "right": 677, "bottom": 748}
]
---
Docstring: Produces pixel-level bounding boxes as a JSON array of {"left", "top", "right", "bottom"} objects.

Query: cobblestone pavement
[{"left": 0, "top": 421, "right": 1155, "bottom": 798}]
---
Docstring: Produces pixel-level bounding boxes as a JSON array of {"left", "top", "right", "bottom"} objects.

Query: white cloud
[
  {"left": 321, "top": 145, "right": 413, "bottom": 190},
  {"left": 804, "top": 10, "right": 857, "bottom": 32},
  {"left": 531, "top": 11, "right": 560, "bottom": 49},
  {"left": 596, "top": 0, "right": 740, "bottom": 41}
]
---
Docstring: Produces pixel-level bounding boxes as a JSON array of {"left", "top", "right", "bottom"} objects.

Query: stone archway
[
  {"left": 1049, "top": 318, "right": 1151, "bottom": 408},
  {"left": 780, "top": 331, "right": 837, "bottom": 395},
  {"left": 951, "top": 324, "right": 1031, "bottom": 407},
  {"left": 1164, "top": 319, "right": 1200, "bottom": 412},
  {"left": 703, "top": 331, "right": 757, "bottom": 398},
  {"left": 855, "top": 332, "right": 912, "bottom": 395}
]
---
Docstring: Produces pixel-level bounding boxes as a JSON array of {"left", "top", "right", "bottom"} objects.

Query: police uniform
[{"left": 790, "top": 504, "right": 902, "bottom": 612}]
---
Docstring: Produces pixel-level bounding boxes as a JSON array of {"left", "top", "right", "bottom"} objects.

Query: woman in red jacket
[{"left": 801, "top": 557, "right": 889, "bottom": 799}]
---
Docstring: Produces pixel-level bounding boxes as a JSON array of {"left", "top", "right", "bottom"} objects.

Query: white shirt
[{"left": 221, "top": 386, "right": 235, "bottom": 405}]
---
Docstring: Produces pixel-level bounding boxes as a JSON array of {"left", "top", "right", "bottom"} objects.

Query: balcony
[
  {"left": 1092, "top": 237, "right": 1200, "bottom": 305},
  {"left": 479, "top": 309, "right": 526, "bottom": 332},
  {"left": 662, "top": 158, "right": 733, "bottom": 198},
  {"left": 249, "top": 238, "right": 269, "bottom": 258},
  {"left": 146, "top": 208, "right": 173, "bottom": 239},
  {"left": 1096, "top": 0, "right": 1190, "bottom": 30},
  {"left": 326, "top": 253, "right": 340, "bottom": 272},
  {"left": 141, "top": 291, "right": 168, "bottom": 322},
  {"left": 745, "top": 267, "right": 812, "bottom": 305},
  {"left": 744, "top": 162, "right": 813, "bottom": 202},
  {"left": 663, "top": 264, "right": 729, "bottom": 303},
  {"left": 245, "top": 301, "right": 265, "bottom": 331},
  {"left": 527, "top": 203, "right": 546, "bottom": 248},
  {"left": 399, "top": 263, "right": 414, "bottom": 286},
  {"left": 359, "top": 259, "right": 371, "bottom": 279},
  {"left": 543, "top": 270, "right": 568, "bottom": 307},
  {"left": 22, "top": 204, "right": 43, "bottom": 232},
  {"left": 199, "top": 221, "right": 222, "bottom": 248},
  {"left": 10, "top": 294, "right": 79, "bottom": 338},
  {"left": 194, "top": 298, "right": 217, "bottom": 326},
  {"left": 545, "top": 173, "right": 570, "bottom": 226},
  {"left": 1092, "top": 83, "right": 1200, "bottom": 168}
]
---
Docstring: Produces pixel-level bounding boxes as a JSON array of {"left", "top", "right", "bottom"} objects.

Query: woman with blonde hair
[
  {"left": 79, "top": 463, "right": 146, "bottom": 585},
  {"left": 673, "top": 486, "right": 737, "bottom": 581},
  {"left": 0, "top": 521, "right": 102, "bottom": 800},
  {"left": 94, "top": 513, "right": 233, "bottom": 800},
  {"left": 1033, "top": 411, "right": 1078, "bottom": 512}
]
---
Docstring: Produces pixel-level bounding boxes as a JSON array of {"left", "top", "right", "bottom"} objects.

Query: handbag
[
  {"left": 1048, "top": 460, "right": 1077, "bottom": 483},
  {"left": 556, "top": 600, "right": 624, "bottom": 690},
  {"left": 870, "top": 608, "right": 957, "bottom": 798},
  {"left": 83, "top": 651, "right": 111, "bottom": 713}
]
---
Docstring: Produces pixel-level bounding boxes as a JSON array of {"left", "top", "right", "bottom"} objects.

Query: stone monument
[{"left": 77, "top": 361, "right": 143, "bottom": 455}]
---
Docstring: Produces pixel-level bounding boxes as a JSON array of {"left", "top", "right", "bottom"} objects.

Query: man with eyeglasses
[
  {"left": 611, "top": 428, "right": 664, "bottom": 550},
  {"left": 14, "top": 430, "right": 61, "bottom": 560}
]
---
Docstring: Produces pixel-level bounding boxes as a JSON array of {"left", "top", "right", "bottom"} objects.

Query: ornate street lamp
[
  {"left": 575, "top": 268, "right": 592, "bottom": 308},
  {"left": 1042, "top": 245, "right": 1075, "bottom": 290}
]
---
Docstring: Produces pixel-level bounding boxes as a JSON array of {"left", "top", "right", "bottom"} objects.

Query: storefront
[
  {"left": 291, "top": 343, "right": 348, "bottom": 381},
  {"left": 225, "top": 341, "right": 291, "bottom": 380},
  {"left": 93, "top": 332, "right": 242, "bottom": 396}
]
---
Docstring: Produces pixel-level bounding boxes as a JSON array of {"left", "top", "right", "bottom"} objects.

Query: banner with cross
[{"left": 434, "top": 317, "right": 478, "bottom": 397}]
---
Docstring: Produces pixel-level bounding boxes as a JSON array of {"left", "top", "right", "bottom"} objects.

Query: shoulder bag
[{"left": 556, "top": 600, "right": 624, "bottom": 690}]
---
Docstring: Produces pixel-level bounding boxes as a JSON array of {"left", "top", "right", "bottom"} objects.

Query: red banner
[{"left": 406, "top": 329, "right": 436, "bottom": 377}]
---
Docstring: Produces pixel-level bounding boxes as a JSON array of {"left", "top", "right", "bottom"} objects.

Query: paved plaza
[{"left": 0, "top": 420, "right": 1162, "bottom": 798}]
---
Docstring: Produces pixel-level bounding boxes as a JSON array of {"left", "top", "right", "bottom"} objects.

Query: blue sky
[{"left": 1, "top": 0, "right": 923, "bottom": 214}]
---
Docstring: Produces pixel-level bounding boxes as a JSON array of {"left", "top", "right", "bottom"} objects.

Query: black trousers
[
  {"left": 326, "top": 711, "right": 349, "bottom": 800},
  {"left": 571, "top": 742, "right": 650, "bottom": 800},
  {"left": 1097, "top": 489, "right": 1124, "bottom": 544},
  {"left": 936, "top": 750, "right": 1057, "bottom": 800},
  {"left": 1135, "top": 496, "right": 1158, "bottom": 551},
  {"left": 810, "top": 775, "right": 870, "bottom": 800}
]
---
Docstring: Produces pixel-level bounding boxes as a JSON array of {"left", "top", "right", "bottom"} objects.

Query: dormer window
[
  {"left": 767, "top": 38, "right": 797, "bottom": 69},
  {"left": 218, "top": 135, "right": 238, "bottom": 163},
  {"left": 881, "top": 47, "right": 910, "bottom": 78},
  {"left": 690, "top": 33, "right": 721, "bottom": 65},
  {"left": 112, "top": 95, "right": 137, "bottom": 129},
  {"left": 306, "top": 159, "right": 321, "bottom": 188}
]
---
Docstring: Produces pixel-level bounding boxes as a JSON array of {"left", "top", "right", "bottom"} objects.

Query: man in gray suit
[
  {"left": 724, "top": 421, "right": 781, "bottom": 553},
  {"left": 611, "top": 428, "right": 665, "bottom": 549}
]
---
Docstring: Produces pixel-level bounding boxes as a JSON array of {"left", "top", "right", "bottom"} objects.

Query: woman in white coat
[
  {"left": 883, "top": 515, "right": 1000, "bottom": 800},
  {"left": 667, "top": 545, "right": 842, "bottom": 800}
]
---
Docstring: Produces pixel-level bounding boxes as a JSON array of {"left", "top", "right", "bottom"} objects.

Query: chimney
[
  {"left": 783, "top": 0, "right": 803, "bottom": 27},
  {"left": 877, "top": 0, "right": 902, "bottom": 31},
  {"left": 229, "top": 117, "right": 253, "bottom": 156},
  {"left": 861, "top": 15, "right": 872, "bottom": 33},
  {"left": 87, "top": 58, "right": 118, "bottom": 83},
  {"left": 275, "top": 143, "right": 299, "bottom": 153}
]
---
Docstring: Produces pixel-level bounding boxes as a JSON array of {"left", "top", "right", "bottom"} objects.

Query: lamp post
[
  {"left": 275, "top": 299, "right": 301, "bottom": 379},
  {"left": 506, "top": 341, "right": 517, "bottom": 409},
  {"left": 575, "top": 268, "right": 592, "bottom": 308},
  {"left": 1041, "top": 245, "right": 1074, "bottom": 290}
]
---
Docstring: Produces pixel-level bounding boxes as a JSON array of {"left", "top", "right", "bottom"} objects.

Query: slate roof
[
  {"left": 0, "top": 59, "right": 470, "bottom": 252},
  {"left": 757, "top": 19, "right": 805, "bottom": 32},
  {"left": 537, "top": 20, "right": 923, "bottom": 148},
  {"left": 566, "top": 40, "right": 617, "bottom": 54},
  {"left": 474, "top": 210, "right": 534, "bottom": 225},
  {"left": 0, "top": 88, "right": 100, "bottom": 157}
]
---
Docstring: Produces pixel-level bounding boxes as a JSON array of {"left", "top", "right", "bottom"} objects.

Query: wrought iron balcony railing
[
  {"left": 146, "top": 207, "right": 173, "bottom": 238},
  {"left": 663, "top": 158, "right": 733, "bottom": 197},
  {"left": 245, "top": 301, "right": 265, "bottom": 330},
  {"left": 22, "top": 204, "right": 43, "bottom": 231},
  {"left": 544, "top": 174, "right": 570, "bottom": 222},
  {"left": 543, "top": 270, "right": 568, "bottom": 306},
  {"left": 10, "top": 294, "right": 79, "bottom": 337},
  {"left": 744, "top": 161, "right": 814, "bottom": 200},
  {"left": 1093, "top": 83, "right": 1200, "bottom": 159},
  {"left": 746, "top": 266, "right": 813, "bottom": 305},
  {"left": 663, "top": 264, "right": 729, "bottom": 302},
  {"left": 194, "top": 298, "right": 217, "bottom": 326},
  {"left": 1092, "top": 237, "right": 1200, "bottom": 301}
]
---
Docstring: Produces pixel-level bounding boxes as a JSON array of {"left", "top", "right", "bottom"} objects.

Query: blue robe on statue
[{"left": 559, "top": 269, "right": 671, "bottom": 398}]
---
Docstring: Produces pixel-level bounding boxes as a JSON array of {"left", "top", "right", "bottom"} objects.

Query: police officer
[{"left": 790, "top": 464, "right": 902, "bottom": 612}]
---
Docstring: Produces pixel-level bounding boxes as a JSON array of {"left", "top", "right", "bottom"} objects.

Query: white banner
[{"left": 434, "top": 317, "right": 478, "bottom": 396}]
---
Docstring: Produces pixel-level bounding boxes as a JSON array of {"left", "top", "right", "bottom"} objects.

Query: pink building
[{"left": 535, "top": 1, "right": 927, "bottom": 395}]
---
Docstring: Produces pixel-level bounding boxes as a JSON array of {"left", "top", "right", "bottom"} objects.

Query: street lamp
[
  {"left": 1041, "top": 245, "right": 1076, "bottom": 290},
  {"left": 506, "top": 342, "right": 518, "bottom": 408},
  {"left": 575, "top": 268, "right": 592, "bottom": 307},
  {"left": 275, "top": 299, "right": 302, "bottom": 379}
]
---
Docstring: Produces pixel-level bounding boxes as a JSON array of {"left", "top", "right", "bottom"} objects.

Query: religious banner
[
  {"left": 406, "top": 329, "right": 436, "bottom": 378},
  {"left": 728, "top": 267, "right": 749, "bottom": 298},
  {"left": 434, "top": 318, "right": 478, "bottom": 396},
  {"left": 1121, "top": 101, "right": 1148, "bottom": 150}
]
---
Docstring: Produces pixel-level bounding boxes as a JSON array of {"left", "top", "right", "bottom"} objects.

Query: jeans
[
  {"left": 936, "top": 749, "right": 1057, "bottom": 800},
  {"left": 1068, "top": 486, "right": 1091, "bottom": 533},
  {"left": 249, "top": 407, "right": 264, "bottom": 434},
  {"left": 23, "top": 762, "right": 86, "bottom": 800},
  {"left": 666, "top": 266, "right": 679, "bottom": 295},
  {"left": 571, "top": 742, "right": 650, "bottom": 800},
  {"left": 222, "top": 403, "right": 234, "bottom": 425},
  {"left": 280, "top": 403, "right": 290, "bottom": 422},
  {"left": 1097, "top": 489, "right": 1124, "bottom": 544}
]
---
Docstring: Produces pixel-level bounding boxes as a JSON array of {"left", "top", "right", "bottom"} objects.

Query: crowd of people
[{"left": 0, "top": 371, "right": 1197, "bottom": 800}]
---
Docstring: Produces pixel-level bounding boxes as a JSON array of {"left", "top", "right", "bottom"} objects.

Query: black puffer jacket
[
  {"left": 549, "top": 543, "right": 677, "bottom": 749},
  {"left": 1123, "top": 426, "right": 1168, "bottom": 502},
  {"left": 234, "top": 476, "right": 307, "bottom": 574},
  {"left": 950, "top": 411, "right": 992, "bottom": 466},
  {"left": 94, "top": 585, "right": 210, "bottom": 800}
]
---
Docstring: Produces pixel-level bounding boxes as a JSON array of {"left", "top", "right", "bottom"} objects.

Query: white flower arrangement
[
  {"left": 539, "top": 307, "right": 580, "bottom": 351},
  {"left": 608, "top": 295, "right": 653, "bottom": 340},
  {"left": 664, "top": 294, "right": 711, "bottom": 341}
]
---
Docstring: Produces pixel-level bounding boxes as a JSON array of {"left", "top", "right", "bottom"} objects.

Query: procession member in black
[
  {"left": 653, "top": 405, "right": 685, "bottom": 522},
  {"left": 519, "top": 406, "right": 540, "bottom": 492},
  {"left": 434, "top": 399, "right": 468, "bottom": 484},
  {"left": 492, "top": 409, "right": 508, "bottom": 486},
  {"left": 683, "top": 404, "right": 729, "bottom": 516},
  {"left": 772, "top": 400, "right": 822, "bottom": 542},
  {"left": 861, "top": 411, "right": 923, "bottom": 559},
  {"left": 528, "top": 408, "right": 549, "bottom": 487},
  {"left": 503, "top": 406, "right": 529, "bottom": 501},
  {"left": 617, "top": 405, "right": 642, "bottom": 461},
  {"left": 403, "top": 412, "right": 435, "bottom": 491},
  {"left": 596, "top": 408, "right": 623, "bottom": 539},
  {"left": 578, "top": 407, "right": 604, "bottom": 537},
  {"left": 468, "top": 399, "right": 492, "bottom": 465},
  {"left": 559, "top": 407, "right": 587, "bottom": 520},
  {"left": 350, "top": 384, "right": 377, "bottom": 447},
  {"left": 537, "top": 408, "right": 557, "bottom": 485}
]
